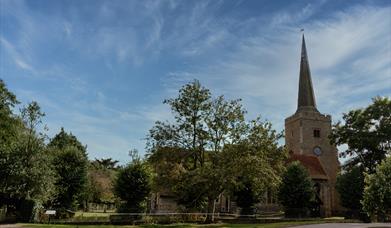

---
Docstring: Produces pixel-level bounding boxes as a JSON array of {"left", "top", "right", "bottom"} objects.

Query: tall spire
[{"left": 297, "top": 34, "right": 317, "bottom": 112}]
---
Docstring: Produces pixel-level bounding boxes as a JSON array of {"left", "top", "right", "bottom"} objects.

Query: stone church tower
[{"left": 285, "top": 35, "right": 340, "bottom": 216}]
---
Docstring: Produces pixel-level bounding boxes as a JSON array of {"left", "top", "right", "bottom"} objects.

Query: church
[
  {"left": 150, "top": 35, "right": 341, "bottom": 217},
  {"left": 285, "top": 34, "right": 340, "bottom": 217}
]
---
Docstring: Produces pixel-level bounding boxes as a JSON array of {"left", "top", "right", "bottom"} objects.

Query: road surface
[{"left": 293, "top": 223, "right": 391, "bottom": 228}]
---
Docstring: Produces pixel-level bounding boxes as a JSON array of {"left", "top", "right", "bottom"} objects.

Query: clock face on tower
[{"left": 313, "top": 146, "right": 322, "bottom": 156}]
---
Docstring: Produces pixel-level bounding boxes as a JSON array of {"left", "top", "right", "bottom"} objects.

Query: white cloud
[
  {"left": 0, "top": 36, "right": 35, "bottom": 72},
  {"left": 2, "top": 1, "right": 389, "bottom": 162},
  {"left": 165, "top": 5, "right": 391, "bottom": 131},
  {"left": 63, "top": 22, "right": 72, "bottom": 37}
]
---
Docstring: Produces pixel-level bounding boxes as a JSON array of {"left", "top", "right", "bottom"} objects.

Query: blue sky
[{"left": 1, "top": 0, "right": 390, "bottom": 163}]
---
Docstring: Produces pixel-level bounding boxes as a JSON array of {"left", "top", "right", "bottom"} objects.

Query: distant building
[{"left": 285, "top": 35, "right": 341, "bottom": 217}]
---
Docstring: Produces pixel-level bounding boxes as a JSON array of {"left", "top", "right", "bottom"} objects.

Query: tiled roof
[{"left": 288, "top": 153, "right": 328, "bottom": 180}]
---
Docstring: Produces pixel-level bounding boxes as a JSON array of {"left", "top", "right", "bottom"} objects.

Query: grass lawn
[
  {"left": 18, "top": 220, "right": 350, "bottom": 228},
  {"left": 73, "top": 212, "right": 114, "bottom": 218}
]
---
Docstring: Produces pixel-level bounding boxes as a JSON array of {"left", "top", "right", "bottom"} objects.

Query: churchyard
[{"left": 1, "top": 1, "right": 390, "bottom": 227}]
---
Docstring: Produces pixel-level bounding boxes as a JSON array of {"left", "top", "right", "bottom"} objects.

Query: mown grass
[
  {"left": 18, "top": 220, "right": 351, "bottom": 228},
  {"left": 74, "top": 212, "right": 114, "bottom": 218}
]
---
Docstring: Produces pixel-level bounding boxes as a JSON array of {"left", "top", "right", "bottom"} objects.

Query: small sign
[{"left": 45, "top": 210, "right": 56, "bottom": 215}]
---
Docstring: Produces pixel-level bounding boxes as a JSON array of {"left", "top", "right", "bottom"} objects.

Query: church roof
[
  {"left": 297, "top": 34, "right": 318, "bottom": 112},
  {"left": 288, "top": 153, "right": 328, "bottom": 180}
]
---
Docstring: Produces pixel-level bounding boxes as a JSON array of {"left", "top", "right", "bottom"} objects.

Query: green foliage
[
  {"left": 114, "top": 160, "right": 152, "bottom": 213},
  {"left": 173, "top": 167, "right": 208, "bottom": 211},
  {"left": 48, "top": 127, "right": 87, "bottom": 156},
  {"left": 0, "top": 79, "right": 19, "bottom": 143},
  {"left": 0, "top": 79, "right": 20, "bottom": 197},
  {"left": 45, "top": 128, "right": 89, "bottom": 209},
  {"left": 233, "top": 181, "right": 258, "bottom": 215},
  {"left": 85, "top": 159, "right": 117, "bottom": 205},
  {"left": 278, "top": 162, "right": 315, "bottom": 218},
  {"left": 148, "top": 79, "right": 212, "bottom": 169},
  {"left": 148, "top": 147, "right": 187, "bottom": 192},
  {"left": 330, "top": 96, "right": 391, "bottom": 173},
  {"left": 147, "top": 80, "right": 286, "bottom": 221},
  {"left": 0, "top": 80, "right": 56, "bottom": 221},
  {"left": 336, "top": 166, "right": 365, "bottom": 210},
  {"left": 362, "top": 157, "right": 391, "bottom": 222},
  {"left": 1, "top": 99, "right": 55, "bottom": 204},
  {"left": 51, "top": 146, "right": 88, "bottom": 209},
  {"left": 92, "top": 158, "right": 119, "bottom": 170},
  {"left": 222, "top": 118, "right": 287, "bottom": 214}
]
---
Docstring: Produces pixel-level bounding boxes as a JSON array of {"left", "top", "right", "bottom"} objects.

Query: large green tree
[
  {"left": 147, "top": 80, "right": 286, "bottom": 222},
  {"left": 148, "top": 80, "right": 212, "bottom": 169},
  {"left": 1, "top": 80, "right": 55, "bottom": 221},
  {"left": 48, "top": 127, "right": 87, "bottom": 155},
  {"left": 362, "top": 157, "right": 391, "bottom": 222},
  {"left": 330, "top": 97, "right": 391, "bottom": 173},
  {"left": 220, "top": 118, "right": 287, "bottom": 215},
  {"left": 114, "top": 159, "right": 152, "bottom": 213},
  {"left": 0, "top": 79, "right": 19, "bottom": 142},
  {"left": 278, "top": 162, "right": 315, "bottom": 218},
  {"left": 0, "top": 79, "right": 20, "bottom": 197},
  {"left": 13, "top": 102, "right": 55, "bottom": 203},
  {"left": 49, "top": 129, "right": 88, "bottom": 210}
]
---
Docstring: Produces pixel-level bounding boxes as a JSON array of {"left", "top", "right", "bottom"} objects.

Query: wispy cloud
[
  {"left": 0, "top": 36, "right": 35, "bottom": 72},
  {"left": 1, "top": 0, "right": 389, "bottom": 162},
  {"left": 165, "top": 5, "right": 391, "bottom": 129}
]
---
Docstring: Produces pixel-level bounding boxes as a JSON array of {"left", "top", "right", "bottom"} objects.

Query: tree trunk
[{"left": 205, "top": 196, "right": 216, "bottom": 223}]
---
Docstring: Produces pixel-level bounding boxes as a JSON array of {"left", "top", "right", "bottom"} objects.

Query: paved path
[{"left": 292, "top": 223, "right": 391, "bottom": 228}]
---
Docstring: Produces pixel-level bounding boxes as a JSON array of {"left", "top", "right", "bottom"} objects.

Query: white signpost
[
  {"left": 45, "top": 210, "right": 56, "bottom": 215},
  {"left": 45, "top": 210, "right": 56, "bottom": 223}
]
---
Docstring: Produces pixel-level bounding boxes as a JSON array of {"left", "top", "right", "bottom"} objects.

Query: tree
[
  {"left": 114, "top": 160, "right": 151, "bottom": 213},
  {"left": 12, "top": 102, "right": 55, "bottom": 203},
  {"left": 233, "top": 181, "right": 258, "bottom": 215},
  {"left": 222, "top": 118, "right": 287, "bottom": 215},
  {"left": 362, "top": 157, "right": 391, "bottom": 222},
  {"left": 335, "top": 166, "right": 366, "bottom": 219},
  {"left": 0, "top": 79, "right": 20, "bottom": 197},
  {"left": 48, "top": 127, "right": 87, "bottom": 155},
  {"left": 278, "top": 162, "right": 315, "bottom": 218},
  {"left": 0, "top": 79, "right": 19, "bottom": 143},
  {"left": 147, "top": 80, "right": 286, "bottom": 222},
  {"left": 0, "top": 81, "right": 55, "bottom": 221},
  {"left": 49, "top": 129, "right": 88, "bottom": 210},
  {"left": 147, "top": 80, "right": 244, "bottom": 221},
  {"left": 92, "top": 158, "right": 119, "bottom": 170},
  {"left": 148, "top": 80, "right": 212, "bottom": 169},
  {"left": 330, "top": 97, "right": 391, "bottom": 173},
  {"left": 84, "top": 159, "right": 117, "bottom": 208},
  {"left": 51, "top": 146, "right": 88, "bottom": 210}
]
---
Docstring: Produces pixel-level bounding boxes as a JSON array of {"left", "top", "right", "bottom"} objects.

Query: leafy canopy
[
  {"left": 336, "top": 166, "right": 365, "bottom": 211},
  {"left": 362, "top": 157, "right": 391, "bottom": 221},
  {"left": 114, "top": 159, "right": 152, "bottom": 213},
  {"left": 48, "top": 127, "right": 87, "bottom": 155},
  {"left": 49, "top": 129, "right": 88, "bottom": 210},
  {"left": 147, "top": 80, "right": 286, "bottom": 221},
  {"left": 330, "top": 96, "right": 391, "bottom": 173}
]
